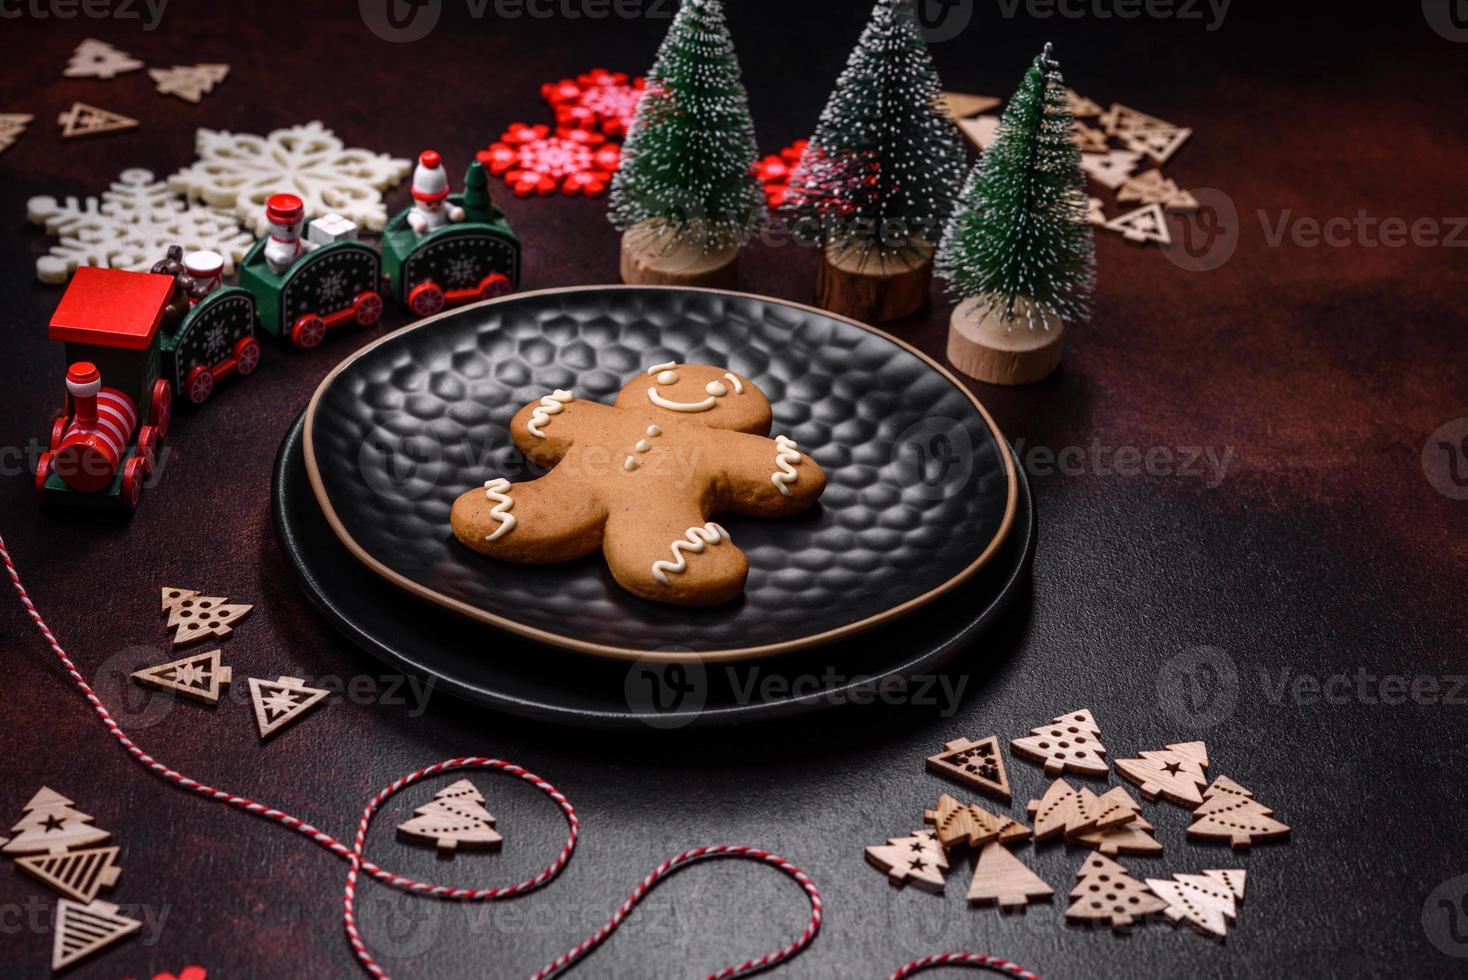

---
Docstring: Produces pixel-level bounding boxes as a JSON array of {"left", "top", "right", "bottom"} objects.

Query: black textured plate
[
  {"left": 303, "top": 286, "right": 1017, "bottom": 661},
  {"left": 275, "top": 411, "right": 1035, "bottom": 728}
]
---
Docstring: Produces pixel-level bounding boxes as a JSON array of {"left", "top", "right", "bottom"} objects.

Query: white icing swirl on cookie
[
  {"left": 526, "top": 389, "right": 574, "bottom": 437},
  {"left": 723, "top": 372, "right": 744, "bottom": 394},
  {"left": 651, "top": 522, "right": 729, "bottom": 585},
  {"left": 624, "top": 456, "right": 638, "bottom": 471},
  {"left": 647, "top": 387, "right": 717, "bottom": 412},
  {"left": 646, "top": 425, "right": 661, "bottom": 436},
  {"left": 771, "top": 435, "right": 802, "bottom": 497},
  {"left": 482, "top": 479, "right": 516, "bottom": 541}
]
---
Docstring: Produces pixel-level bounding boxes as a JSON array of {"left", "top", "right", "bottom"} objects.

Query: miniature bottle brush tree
[
  {"left": 785, "top": 0, "right": 966, "bottom": 322},
  {"left": 609, "top": 0, "right": 765, "bottom": 288},
  {"left": 936, "top": 43, "right": 1096, "bottom": 384}
]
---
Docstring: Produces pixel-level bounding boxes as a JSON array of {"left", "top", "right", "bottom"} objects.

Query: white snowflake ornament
[
  {"left": 26, "top": 168, "right": 254, "bottom": 284},
  {"left": 168, "top": 122, "right": 411, "bottom": 234}
]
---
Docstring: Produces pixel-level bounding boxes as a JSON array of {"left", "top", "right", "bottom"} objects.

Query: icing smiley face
[{"left": 614, "top": 362, "right": 772, "bottom": 435}]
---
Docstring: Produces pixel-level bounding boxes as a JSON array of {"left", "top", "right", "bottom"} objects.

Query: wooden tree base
[
  {"left": 815, "top": 242, "right": 932, "bottom": 323},
  {"left": 946, "top": 295, "right": 1064, "bottom": 386},
  {"left": 619, "top": 224, "right": 738, "bottom": 289}
]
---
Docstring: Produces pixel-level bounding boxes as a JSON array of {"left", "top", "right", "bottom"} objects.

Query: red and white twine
[{"left": 0, "top": 530, "right": 1036, "bottom": 980}]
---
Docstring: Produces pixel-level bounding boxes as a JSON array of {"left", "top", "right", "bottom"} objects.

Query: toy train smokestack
[{"left": 52, "top": 362, "right": 139, "bottom": 493}]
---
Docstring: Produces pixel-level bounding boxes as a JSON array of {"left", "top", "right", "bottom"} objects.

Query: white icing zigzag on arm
[
  {"left": 526, "top": 389, "right": 574, "bottom": 438},
  {"left": 651, "top": 523, "right": 729, "bottom": 585},
  {"left": 771, "top": 435, "right": 802, "bottom": 497},
  {"left": 483, "top": 479, "right": 516, "bottom": 541}
]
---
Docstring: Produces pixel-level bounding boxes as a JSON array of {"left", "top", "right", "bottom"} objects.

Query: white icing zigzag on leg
[
  {"left": 483, "top": 479, "right": 516, "bottom": 541},
  {"left": 771, "top": 435, "right": 802, "bottom": 497},
  {"left": 651, "top": 523, "right": 728, "bottom": 585},
  {"left": 526, "top": 390, "right": 574, "bottom": 438}
]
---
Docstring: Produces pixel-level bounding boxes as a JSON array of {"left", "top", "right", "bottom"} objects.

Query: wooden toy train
[{"left": 36, "top": 153, "right": 520, "bottom": 513}]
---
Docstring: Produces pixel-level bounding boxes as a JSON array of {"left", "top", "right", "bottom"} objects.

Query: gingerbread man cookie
[{"left": 450, "top": 363, "right": 826, "bottom": 605}]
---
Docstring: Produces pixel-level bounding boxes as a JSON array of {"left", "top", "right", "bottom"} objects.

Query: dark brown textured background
[{"left": 1, "top": 2, "right": 1465, "bottom": 977}]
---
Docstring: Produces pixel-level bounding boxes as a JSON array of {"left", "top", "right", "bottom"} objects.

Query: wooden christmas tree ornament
[
  {"left": 1065, "top": 853, "right": 1168, "bottom": 930},
  {"left": 619, "top": 222, "right": 738, "bottom": 289},
  {"left": 1120, "top": 126, "right": 1191, "bottom": 165},
  {"left": 1098, "top": 103, "right": 1175, "bottom": 136},
  {"left": 163, "top": 587, "right": 252, "bottom": 646},
  {"left": 1145, "top": 869, "right": 1246, "bottom": 940},
  {"left": 864, "top": 828, "right": 949, "bottom": 893},
  {"left": 150, "top": 64, "right": 231, "bottom": 103},
  {"left": 1065, "top": 89, "right": 1103, "bottom": 117},
  {"left": 1072, "top": 813, "right": 1163, "bottom": 856},
  {"left": 956, "top": 115, "right": 1001, "bottom": 153},
  {"left": 1116, "top": 741, "right": 1209, "bottom": 806},
  {"left": 62, "top": 39, "right": 143, "bottom": 79},
  {"left": 817, "top": 241, "right": 934, "bottom": 324},
  {"left": 940, "top": 92, "right": 1001, "bottom": 119},
  {"left": 1186, "top": 775, "right": 1291, "bottom": 849},
  {"left": 923, "top": 793, "right": 1029, "bottom": 849},
  {"left": 1028, "top": 779, "right": 1081, "bottom": 841},
  {"left": 131, "top": 649, "right": 233, "bottom": 704},
  {"left": 925, "top": 735, "right": 1010, "bottom": 800},
  {"left": 1078, "top": 150, "right": 1142, "bottom": 189},
  {"left": 1103, "top": 204, "right": 1172, "bottom": 246},
  {"left": 3, "top": 787, "right": 110, "bottom": 856},
  {"left": 248, "top": 676, "right": 329, "bottom": 739},
  {"left": 52, "top": 898, "right": 141, "bottom": 970},
  {"left": 1011, "top": 708, "right": 1110, "bottom": 777},
  {"left": 1086, "top": 197, "right": 1106, "bottom": 226},
  {"left": 966, "top": 841, "right": 1054, "bottom": 910},
  {"left": 57, "top": 102, "right": 138, "bottom": 139},
  {"left": 16, "top": 845, "right": 122, "bottom": 903},
  {"left": 0, "top": 113, "right": 33, "bottom": 156},
  {"left": 947, "top": 294, "right": 1063, "bottom": 387},
  {"left": 397, "top": 779, "right": 503, "bottom": 851},
  {"left": 1072, "top": 122, "right": 1109, "bottom": 154}
]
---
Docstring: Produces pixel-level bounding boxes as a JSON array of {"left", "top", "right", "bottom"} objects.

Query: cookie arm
[
  {"left": 509, "top": 394, "right": 620, "bottom": 466},
  {"left": 707, "top": 430, "right": 827, "bottom": 517},
  {"left": 451, "top": 462, "right": 608, "bottom": 563},
  {"left": 602, "top": 501, "right": 749, "bottom": 607}
]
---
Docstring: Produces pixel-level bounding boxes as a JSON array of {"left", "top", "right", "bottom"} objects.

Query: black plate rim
[
  {"left": 274, "top": 411, "right": 1037, "bottom": 728},
  {"left": 302, "top": 285, "right": 1019, "bottom": 663}
]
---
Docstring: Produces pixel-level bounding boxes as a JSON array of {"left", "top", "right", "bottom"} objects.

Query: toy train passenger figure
[
  {"left": 407, "top": 150, "right": 466, "bottom": 235},
  {"left": 263, "top": 193, "right": 309, "bottom": 274},
  {"left": 184, "top": 250, "right": 224, "bottom": 297}
]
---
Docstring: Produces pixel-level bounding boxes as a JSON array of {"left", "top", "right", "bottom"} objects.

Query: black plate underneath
[
  {"left": 304, "top": 287, "right": 1017, "bottom": 658},
  {"left": 274, "top": 412, "right": 1035, "bottom": 729}
]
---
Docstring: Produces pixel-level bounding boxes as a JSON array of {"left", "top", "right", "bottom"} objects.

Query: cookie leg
[
  {"left": 602, "top": 503, "right": 750, "bottom": 606},
  {"left": 451, "top": 469, "right": 607, "bottom": 563}
]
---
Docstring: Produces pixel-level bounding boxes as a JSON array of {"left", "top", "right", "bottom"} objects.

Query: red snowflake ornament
[
  {"left": 541, "top": 68, "right": 647, "bottom": 138},
  {"left": 477, "top": 124, "right": 621, "bottom": 197}
]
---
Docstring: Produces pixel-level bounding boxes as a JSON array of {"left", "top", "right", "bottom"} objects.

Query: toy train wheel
[
  {"left": 120, "top": 456, "right": 146, "bottom": 512},
  {"left": 35, "top": 452, "right": 52, "bottom": 500},
  {"left": 186, "top": 365, "right": 214, "bottom": 405},
  {"left": 234, "top": 337, "right": 262, "bottom": 376},
  {"left": 407, "top": 282, "right": 446, "bottom": 317},
  {"left": 150, "top": 379, "right": 172, "bottom": 440},
  {"left": 353, "top": 291, "right": 384, "bottom": 326},
  {"left": 479, "top": 273, "right": 512, "bottom": 299},
  {"left": 291, "top": 314, "right": 327, "bottom": 350},
  {"left": 49, "top": 415, "right": 68, "bottom": 452},
  {"left": 136, "top": 425, "right": 160, "bottom": 476}
]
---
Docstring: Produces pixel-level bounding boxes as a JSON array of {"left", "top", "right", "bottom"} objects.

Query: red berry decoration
[
  {"left": 478, "top": 124, "right": 622, "bottom": 197},
  {"left": 542, "top": 68, "right": 647, "bottom": 138},
  {"left": 754, "top": 139, "right": 809, "bottom": 208}
]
